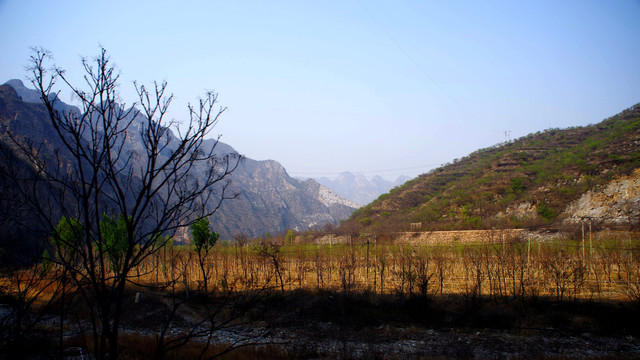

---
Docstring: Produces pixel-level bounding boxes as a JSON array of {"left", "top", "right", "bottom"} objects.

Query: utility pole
[
  {"left": 527, "top": 236, "right": 531, "bottom": 268},
  {"left": 504, "top": 130, "right": 512, "bottom": 144},
  {"left": 588, "top": 217, "right": 594, "bottom": 277},
  {"left": 581, "top": 219, "right": 585, "bottom": 267},
  {"left": 366, "top": 238, "right": 370, "bottom": 287}
]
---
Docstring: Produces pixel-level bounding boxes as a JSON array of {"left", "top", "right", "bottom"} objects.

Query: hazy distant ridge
[{"left": 316, "top": 172, "right": 409, "bottom": 206}]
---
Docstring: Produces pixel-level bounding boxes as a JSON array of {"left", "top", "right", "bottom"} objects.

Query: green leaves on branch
[
  {"left": 50, "top": 213, "right": 132, "bottom": 270},
  {"left": 285, "top": 229, "right": 296, "bottom": 245},
  {"left": 190, "top": 217, "right": 219, "bottom": 254},
  {"left": 53, "top": 217, "right": 82, "bottom": 249},
  {"left": 99, "top": 213, "right": 130, "bottom": 270},
  {"left": 51, "top": 216, "right": 83, "bottom": 262}
]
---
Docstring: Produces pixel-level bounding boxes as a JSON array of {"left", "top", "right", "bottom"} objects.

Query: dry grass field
[
  {"left": 3, "top": 229, "right": 640, "bottom": 359},
  {"left": 126, "top": 229, "right": 640, "bottom": 303}
]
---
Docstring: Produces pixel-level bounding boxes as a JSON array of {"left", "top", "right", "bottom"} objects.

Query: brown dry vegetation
[
  {"left": 3, "top": 230, "right": 640, "bottom": 359},
  {"left": 131, "top": 231, "right": 640, "bottom": 303}
]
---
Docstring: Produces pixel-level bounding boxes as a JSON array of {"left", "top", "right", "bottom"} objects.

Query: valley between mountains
[
  {"left": 6, "top": 78, "right": 638, "bottom": 242},
  {"left": 2, "top": 75, "right": 640, "bottom": 360}
]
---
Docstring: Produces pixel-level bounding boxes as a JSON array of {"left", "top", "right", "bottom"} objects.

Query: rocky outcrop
[
  {"left": 211, "top": 159, "right": 358, "bottom": 238},
  {"left": 563, "top": 169, "right": 640, "bottom": 226},
  {"left": 496, "top": 202, "right": 537, "bottom": 220},
  {"left": 316, "top": 183, "right": 359, "bottom": 209}
]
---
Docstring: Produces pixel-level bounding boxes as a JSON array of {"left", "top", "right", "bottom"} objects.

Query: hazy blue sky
[{"left": 1, "top": 1, "right": 639, "bottom": 180}]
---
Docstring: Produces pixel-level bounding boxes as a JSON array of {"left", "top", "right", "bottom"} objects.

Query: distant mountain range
[
  {"left": 0, "top": 79, "right": 358, "bottom": 241},
  {"left": 315, "top": 172, "right": 409, "bottom": 206}
]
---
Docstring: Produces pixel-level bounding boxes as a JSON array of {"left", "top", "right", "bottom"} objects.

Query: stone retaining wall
[
  {"left": 313, "top": 229, "right": 526, "bottom": 245},
  {"left": 394, "top": 229, "right": 525, "bottom": 245}
]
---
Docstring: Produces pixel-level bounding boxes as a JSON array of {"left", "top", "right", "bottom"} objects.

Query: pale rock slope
[{"left": 563, "top": 169, "right": 640, "bottom": 225}]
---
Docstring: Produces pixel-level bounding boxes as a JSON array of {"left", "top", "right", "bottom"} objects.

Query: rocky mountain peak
[{"left": 5, "top": 79, "right": 46, "bottom": 104}]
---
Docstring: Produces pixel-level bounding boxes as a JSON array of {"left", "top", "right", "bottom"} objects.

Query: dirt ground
[
  {"left": 192, "top": 321, "right": 640, "bottom": 359},
  {"left": 115, "top": 290, "right": 640, "bottom": 359}
]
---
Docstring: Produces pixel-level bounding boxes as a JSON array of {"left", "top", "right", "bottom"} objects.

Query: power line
[
  {"left": 288, "top": 164, "right": 439, "bottom": 176},
  {"left": 355, "top": 0, "right": 462, "bottom": 108}
]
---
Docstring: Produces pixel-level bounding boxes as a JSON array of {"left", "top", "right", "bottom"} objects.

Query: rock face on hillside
[
  {"left": 563, "top": 169, "right": 640, "bottom": 226},
  {"left": 497, "top": 202, "right": 537, "bottom": 220},
  {"left": 210, "top": 159, "right": 359, "bottom": 238},
  {"left": 0, "top": 80, "right": 358, "bottom": 240}
]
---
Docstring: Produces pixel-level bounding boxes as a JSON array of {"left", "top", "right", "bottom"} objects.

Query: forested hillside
[{"left": 344, "top": 103, "right": 640, "bottom": 233}]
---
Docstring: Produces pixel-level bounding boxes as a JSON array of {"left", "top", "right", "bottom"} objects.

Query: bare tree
[
  {"left": 11, "top": 48, "right": 241, "bottom": 359},
  {"left": 256, "top": 238, "right": 284, "bottom": 293}
]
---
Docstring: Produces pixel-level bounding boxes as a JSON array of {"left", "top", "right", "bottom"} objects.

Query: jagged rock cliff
[{"left": 210, "top": 158, "right": 359, "bottom": 238}]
